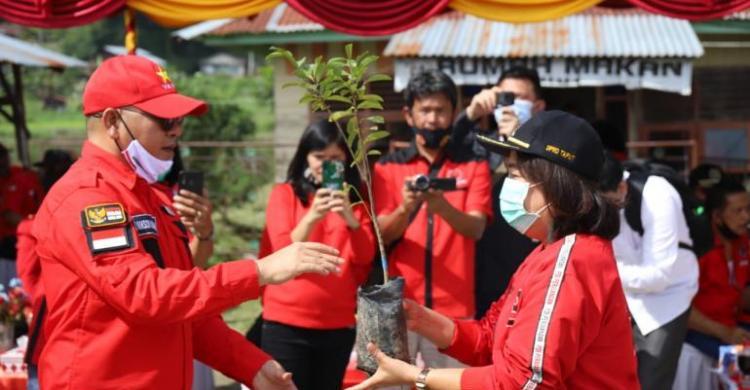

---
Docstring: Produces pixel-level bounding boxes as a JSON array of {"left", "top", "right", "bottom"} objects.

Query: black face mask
[
  {"left": 717, "top": 222, "right": 741, "bottom": 241},
  {"left": 414, "top": 127, "right": 450, "bottom": 149}
]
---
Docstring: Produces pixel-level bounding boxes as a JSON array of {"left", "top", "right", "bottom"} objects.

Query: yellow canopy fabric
[
  {"left": 126, "top": 0, "right": 281, "bottom": 27},
  {"left": 449, "top": 0, "right": 603, "bottom": 23}
]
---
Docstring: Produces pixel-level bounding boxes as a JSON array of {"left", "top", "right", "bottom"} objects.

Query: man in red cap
[{"left": 31, "top": 55, "right": 344, "bottom": 389}]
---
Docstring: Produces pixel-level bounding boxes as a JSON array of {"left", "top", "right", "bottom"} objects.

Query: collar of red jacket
[
  {"left": 711, "top": 230, "right": 750, "bottom": 251},
  {"left": 80, "top": 141, "right": 138, "bottom": 190}
]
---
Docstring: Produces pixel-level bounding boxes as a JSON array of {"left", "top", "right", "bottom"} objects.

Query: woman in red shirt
[
  {"left": 347, "top": 111, "right": 639, "bottom": 390},
  {"left": 261, "top": 119, "right": 375, "bottom": 389}
]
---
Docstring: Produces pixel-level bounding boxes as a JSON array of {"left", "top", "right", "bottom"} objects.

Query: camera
[
  {"left": 496, "top": 91, "right": 515, "bottom": 107},
  {"left": 407, "top": 175, "right": 457, "bottom": 192}
]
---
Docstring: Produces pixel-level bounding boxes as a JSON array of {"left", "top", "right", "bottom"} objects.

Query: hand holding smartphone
[
  {"left": 322, "top": 160, "right": 345, "bottom": 191},
  {"left": 178, "top": 171, "right": 204, "bottom": 195}
]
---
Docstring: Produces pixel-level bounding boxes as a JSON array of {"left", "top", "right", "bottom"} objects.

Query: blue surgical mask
[{"left": 499, "top": 177, "right": 549, "bottom": 234}]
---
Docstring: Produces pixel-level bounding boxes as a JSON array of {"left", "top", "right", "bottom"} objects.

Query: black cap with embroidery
[{"left": 477, "top": 110, "right": 604, "bottom": 180}]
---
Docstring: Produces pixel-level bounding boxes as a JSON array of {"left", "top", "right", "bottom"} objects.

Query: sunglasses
[
  {"left": 120, "top": 107, "right": 184, "bottom": 131},
  {"left": 91, "top": 107, "right": 184, "bottom": 131}
]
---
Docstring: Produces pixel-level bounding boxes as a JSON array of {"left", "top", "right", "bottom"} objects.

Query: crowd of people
[{"left": 2, "top": 54, "right": 749, "bottom": 390}]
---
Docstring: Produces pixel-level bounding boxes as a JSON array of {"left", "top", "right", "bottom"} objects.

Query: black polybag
[{"left": 355, "top": 277, "right": 411, "bottom": 375}]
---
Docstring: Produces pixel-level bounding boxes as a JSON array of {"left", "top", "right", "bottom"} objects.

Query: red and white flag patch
[{"left": 85, "top": 226, "right": 133, "bottom": 254}]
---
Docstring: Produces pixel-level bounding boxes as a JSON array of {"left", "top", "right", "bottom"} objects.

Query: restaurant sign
[{"left": 394, "top": 57, "right": 694, "bottom": 95}]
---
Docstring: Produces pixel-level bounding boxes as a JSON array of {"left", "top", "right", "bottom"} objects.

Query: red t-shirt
[
  {"left": 261, "top": 183, "right": 376, "bottom": 329},
  {"left": 373, "top": 144, "right": 491, "bottom": 318},
  {"left": 442, "top": 234, "right": 639, "bottom": 389},
  {"left": 693, "top": 235, "right": 750, "bottom": 327},
  {"left": 0, "top": 166, "right": 41, "bottom": 238}
]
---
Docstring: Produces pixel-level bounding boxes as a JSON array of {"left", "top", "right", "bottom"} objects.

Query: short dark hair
[
  {"left": 599, "top": 152, "right": 624, "bottom": 193},
  {"left": 404, "top": 70, "right": 457, "bottom": 110},
  {"left": 287, "top": 119, "right": 362, "bottom": 206},
  {"left": 497, "top": 67, "right": 543, "bottom": 100},
  {"left": 689, "top": 163, "right": 724, "bottom": 190},
  {"left": 706, "top": 179, "right": 747, "bottom": 217},
  {"left": 591, "top": 119, "right": 626, "bottom": 154},
  {"left": 517, "top": 153, "right": 620, "bottom": 240}
]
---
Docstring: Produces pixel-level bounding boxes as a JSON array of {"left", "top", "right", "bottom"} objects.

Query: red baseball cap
[{"left": 82, "top": 55, "right": 207, "bottom": 118}]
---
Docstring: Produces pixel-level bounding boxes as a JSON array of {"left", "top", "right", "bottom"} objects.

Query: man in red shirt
[
  {"left": 671, "top": 179, "right": 750, "bottom": 389},
  {"left": 31, "top": 55, "right": 343, "bottom": 390},
  {"left": 374, "top": 70, "right": 492, "bottom": 371},
  {"left": 687, "top": 179, "right": 750, "bottom": 355},
  {"left": 0, "top": 143, "right": 41, "bottom": 284}
]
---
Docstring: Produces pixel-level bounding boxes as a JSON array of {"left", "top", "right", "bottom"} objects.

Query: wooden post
[
  {"left": 12, "top": 64, "right": 31, "bottom": 168},
  {"left": 0, "top": 63, "right": 31, "bottom": 167}
]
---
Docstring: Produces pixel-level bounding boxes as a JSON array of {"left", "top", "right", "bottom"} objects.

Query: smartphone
[
  {"left": 496, "top": 91, "right": 515, "bottom": 107},
  {"left": 178, "top": 171, "right": 204, "bottom": 195},
  {"left": 322, "top": 160, "right": 345, "bottom": 190}
]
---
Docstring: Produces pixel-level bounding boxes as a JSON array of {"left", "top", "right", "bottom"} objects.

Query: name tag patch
[
  {"left": 84, "top": 203, "right": 127, "bottom": 228},
  {"left": 132, "top": 214, "right": 158, "bottom": 237}
]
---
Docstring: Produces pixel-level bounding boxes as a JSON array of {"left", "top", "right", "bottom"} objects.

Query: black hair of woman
[{"left": 287, "top": 119, "right": 363, "bottom": 206}]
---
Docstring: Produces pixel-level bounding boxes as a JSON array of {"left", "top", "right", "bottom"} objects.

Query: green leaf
[
  {"left": 367, "top": 115, "right": 385, "bottom": 124},
  {"left": 345, "top": 43, "right": 353, "bottom": 59},
  {"left": 330, "top": 109, "right": 354, "bottom": 122},
  {"left": 364, "top": 130, "right": 390, "bottom": 145},
  {"left": 362, "top": 94, "right": 384, "bottom": 102},
  {"left": 360, "top": 54, "right": 379, "bottom": 70},
  {"left": 366, "top": 74, "right": 392, "bottom": 83},
  {"left": 368, "top": 149, "right": 382, "bottom": 156},
  {"left": 353, "top": 147, "right": 364, "bottom": 166},
  {"left": 345, "top": 117, "right": 359, "bottom": 147},
  {"left": 357, "top": 100, "right": 384, "bottom": 110},
  {"left": 266, "top": 47, "right": 296, "bottom": 67},
  {"left": 326, "top": 95, "right": 351, "bottom": 104}
]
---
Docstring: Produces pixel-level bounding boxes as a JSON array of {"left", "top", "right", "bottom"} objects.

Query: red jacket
[
  {"left": 693, "top": 234, "right": 750, "bottom": 327},
  {"left": 261, "top": 183, "right": 375, "bottom": 329},
  {"left": 32, "top": 142, "right": 270, "bottom": 389},
  {"left": 442, "top": 234, "right": 640, "bottom": 389},
  {"left": 16, "top": 217, "right": 40, "bottom": 301},
  {"left": 16, "top": 217, "right": 45, "bottom": 365},
  {"left": 0, "top": 166, "right": 41, "bottom": 238}
]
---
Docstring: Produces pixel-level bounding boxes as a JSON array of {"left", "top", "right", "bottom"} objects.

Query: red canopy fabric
[
  {"left": 0, "top": 0, "right": 124, "bottom": 28},
  {"left": 627, "top": 0, "right": 750, "bottom": 21},
  {"left": 285, "top": 0, "right": 452, "bottom": 36}
]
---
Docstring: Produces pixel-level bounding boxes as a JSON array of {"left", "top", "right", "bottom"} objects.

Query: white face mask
[
  {"left": 116, "top": 112, "right": 174, "bottom": 184},
  {"left": 121, "top": 139, "right": 173, "bottom": 184},
  {"left": 494, "top": 98, "right": 534, "bottom": 128}
]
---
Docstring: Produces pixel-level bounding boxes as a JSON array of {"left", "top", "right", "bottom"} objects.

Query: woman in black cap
[{"left": 346, "top": 110, "right": 639, "bottom": 390}]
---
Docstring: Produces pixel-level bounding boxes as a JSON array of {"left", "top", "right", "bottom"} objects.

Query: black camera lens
[{"left": 410, "top": 175, "right": 431, "bottom": 192}]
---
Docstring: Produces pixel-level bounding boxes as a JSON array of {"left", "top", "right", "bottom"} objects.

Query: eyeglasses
[{"left": 90, "top": 107, "right": 184, "bottom": 131}]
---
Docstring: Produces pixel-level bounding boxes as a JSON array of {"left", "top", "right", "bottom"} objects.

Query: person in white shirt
[{"left": 600, "top": 154, "right": 699, "bottom": 390}]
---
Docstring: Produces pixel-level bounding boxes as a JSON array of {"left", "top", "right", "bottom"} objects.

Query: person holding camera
[
  {"left": 260, "top": 119, "right": 376, "bottom": 390},
  {"left": 373, "top": 70, "right": 491, "bottom": 372}
]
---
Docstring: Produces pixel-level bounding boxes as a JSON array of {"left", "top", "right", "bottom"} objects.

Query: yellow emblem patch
[
  {"left": 156, "top": 67, "right": 171, "bottom": 84},
  {"left": 83, "top": 203, "right": 127, "bottom": 228}
]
